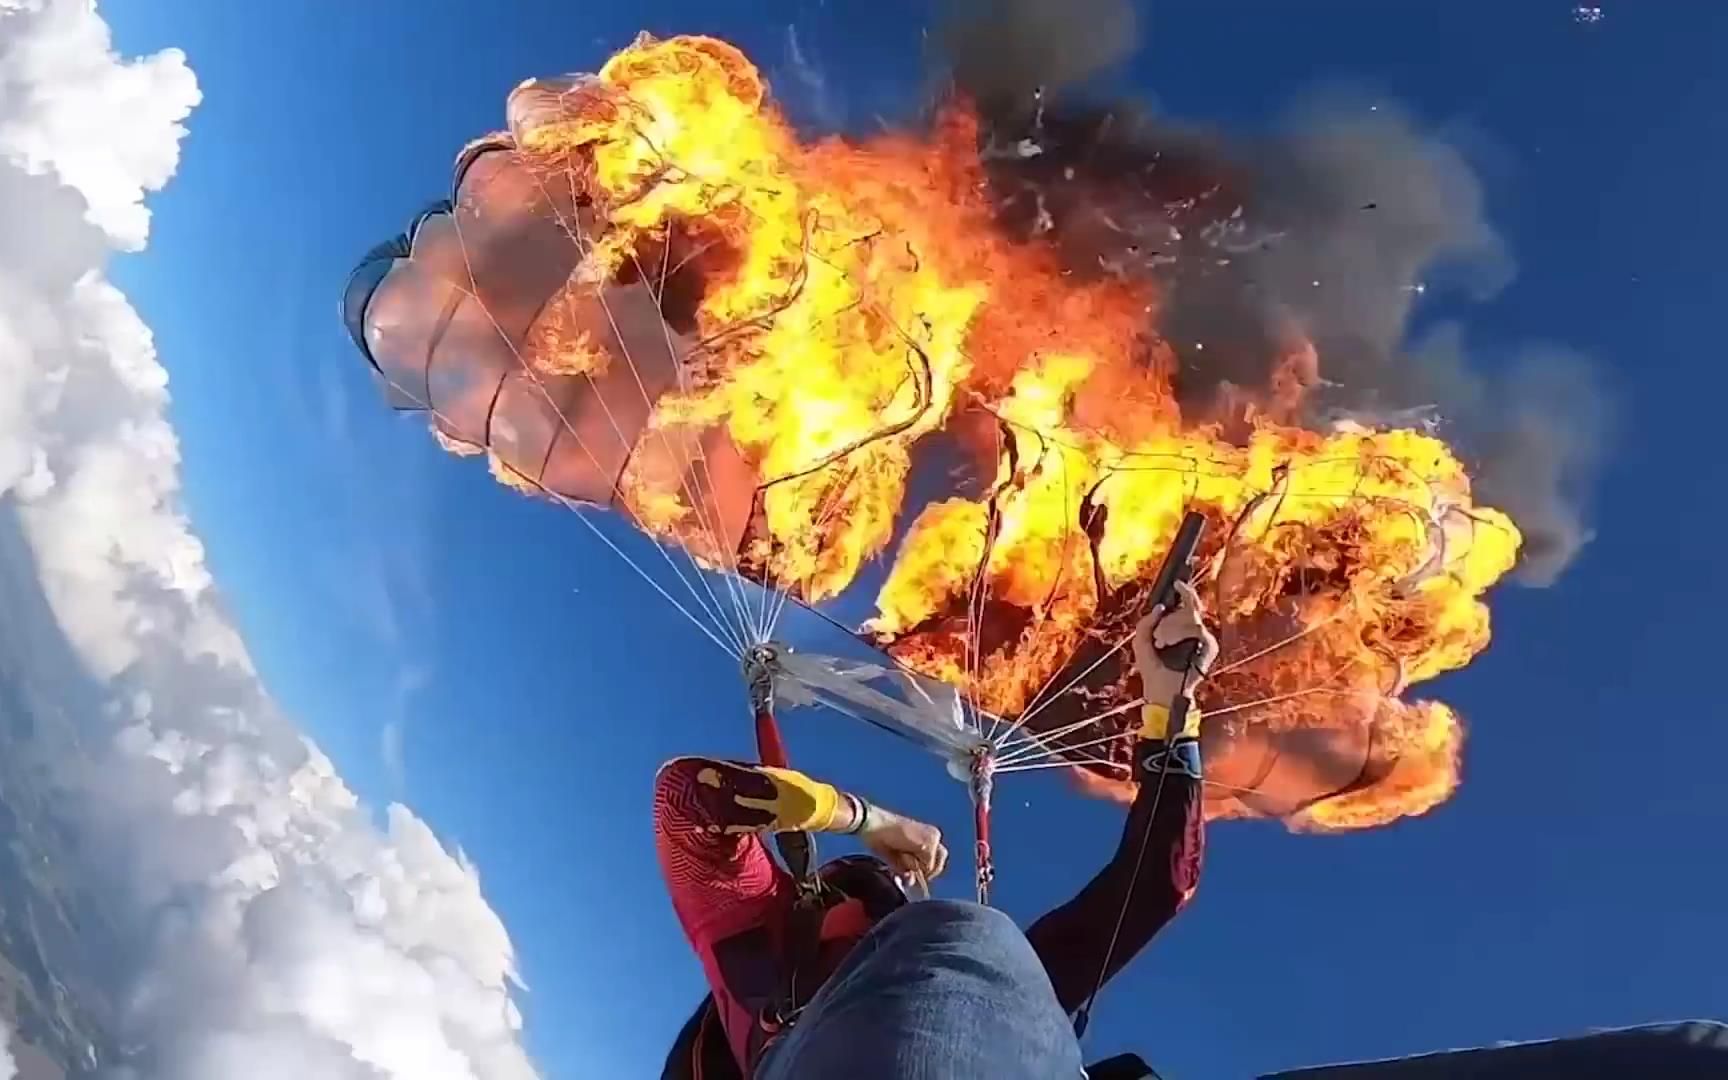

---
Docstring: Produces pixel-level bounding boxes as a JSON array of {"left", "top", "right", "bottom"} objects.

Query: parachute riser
[
  {"left": 748, "top": 643, "right": 1002, "bottom": 903},
  {"left": 745, "top": 644, "right": 789, "bottom": 766},
  {"left": 968, "top": 746, "right": 997, "bottom": 906},
  {"left": 743, "top": 644, "right": 818, "bottom": 888}
]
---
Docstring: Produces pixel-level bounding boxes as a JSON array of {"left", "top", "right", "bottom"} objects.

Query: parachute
[{"left": 342, "top": 34, "right": 1522, "bottom": 892}]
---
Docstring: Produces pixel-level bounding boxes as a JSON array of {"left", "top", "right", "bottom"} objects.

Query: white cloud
[
  {"left": 0, "top": 3, "right": 538, "bottom": 1077},
  {"left": 0, "top": 0, "right": 197, "bottom": 249},
  {"left": 0, "top": 1015, "right": 16, "bottom": 1080}
]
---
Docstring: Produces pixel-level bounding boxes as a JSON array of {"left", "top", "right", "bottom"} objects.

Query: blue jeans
[{"left": 755, "top": 899, "right": 1086, "bottom": 1080}]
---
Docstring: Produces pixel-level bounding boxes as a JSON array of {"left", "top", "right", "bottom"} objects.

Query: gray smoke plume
[
  {"left": 939, "top": 0, "right": 1138, "bottom": 113},
  {"left": 936, "top": 0, "right": 1605, "bottom": 584},
  {"left": 1404, "top": 331, "right": 1609, "bottom": 587}
]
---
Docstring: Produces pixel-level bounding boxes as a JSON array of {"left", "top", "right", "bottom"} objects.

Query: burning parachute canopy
[{"left": 342, "top": 34, "right": 1522, "bottom": 831}]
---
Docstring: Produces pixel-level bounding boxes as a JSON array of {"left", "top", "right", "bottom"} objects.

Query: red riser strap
[{"left": 754, "top": 709, "right": 790, "bottom": 770}]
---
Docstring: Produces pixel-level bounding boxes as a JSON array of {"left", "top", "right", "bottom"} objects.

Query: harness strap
[
  {"left": 745, "top": 648, "right": 827, "bottom": 1032},
  {"left": 765, "top": 889, "right": 828, "bottom": 1031}
]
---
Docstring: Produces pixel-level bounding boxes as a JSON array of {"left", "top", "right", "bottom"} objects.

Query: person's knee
[
  {"left": 888, "top": 898, "right": 1018, "bottom": 940},
  {"left": 878, "top": 900, "right": 1043, "bottom": 972},
  {"left": 776, "top": 900, "right": 1082, "bottom": 1075},
  {"left": 937, "top": 899, "right": 1022, "bottom": 945}
]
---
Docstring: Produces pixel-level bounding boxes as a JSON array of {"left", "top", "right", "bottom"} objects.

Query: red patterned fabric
[
  {"left": 1024, "top": 753, "right": 1204, "bottom": 1013},
  {"left": 653, "top": 751, "right": 1204, "bottom": 1075},
  {"left": 654, "top": 758, "right": 799, "bottom": 1070}
]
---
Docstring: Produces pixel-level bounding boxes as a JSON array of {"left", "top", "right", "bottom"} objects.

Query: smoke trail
[{"left": 936, "top": 0, "right": 1605, "bottom": 582}]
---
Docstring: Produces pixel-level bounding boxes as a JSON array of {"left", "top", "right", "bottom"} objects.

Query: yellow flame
[{"left": 451, "top": 34, "right": 1525, "bottom": 829}]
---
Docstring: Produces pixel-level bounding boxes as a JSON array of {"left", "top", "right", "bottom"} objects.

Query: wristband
[
  {"left": 1138, "top": 738, "right": 1203, "bottom": 780},
  {"left": 843, "top": 793, "right": 871, "bottom": 835}
]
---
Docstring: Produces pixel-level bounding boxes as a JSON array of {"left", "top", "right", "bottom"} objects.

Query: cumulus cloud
[
  {"left": 0, "top": 1015, "right": 15, "bottom": 1080},
  {"left": 0, "top": 0, "right": 195, "bottom": 249},
  {"left": 0, "top": 2, "right": 537, "bottom": 1076}
]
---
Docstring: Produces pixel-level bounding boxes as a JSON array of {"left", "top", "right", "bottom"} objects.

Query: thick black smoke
[{"left": 936, "top": 0, "right": 1606, "bottom": 585}]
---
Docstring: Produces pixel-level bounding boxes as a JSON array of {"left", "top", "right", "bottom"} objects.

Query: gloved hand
[{"left": 1132, "top": 579, "right": 1218, "bottom": 781}]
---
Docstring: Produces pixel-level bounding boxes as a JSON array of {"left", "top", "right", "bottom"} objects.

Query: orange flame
[{"left": 467, "top": 34, "right": 1522, "bottom": 829}]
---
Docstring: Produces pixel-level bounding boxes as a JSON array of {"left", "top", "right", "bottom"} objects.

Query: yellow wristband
[{"left": 1137, "top": 701, "right": 1201, "bottom": 741}]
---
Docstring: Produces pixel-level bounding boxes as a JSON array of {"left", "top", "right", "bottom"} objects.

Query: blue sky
[{"left": 105, "top": 3, "right": 1727, "bottom": 1077}]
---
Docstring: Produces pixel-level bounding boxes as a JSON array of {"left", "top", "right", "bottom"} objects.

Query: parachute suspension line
[
  {"left": 778, "top": 599, "right": 1015, "bottom": 770},
  {"left": 403, "top": 311, "right": 746, "bottom": 662},
  {"left": 956, "top": 559, "right": 991, "bottom": 769},
  {"left": 797, "top": 603, "right": 941, "bottom": 684},
  {"left": 967, "top": 419, "right": 1002, "bottom": 745},
  {"left": 992, "top": 693, "right": 1152, "bottom": 769},
  {"left": 996, "top": 756, "right": 1123, "bottom": 774},
  {"left": 1073, "top": 648, "right": 1204, "bottom": 1043},
  {"left": 552, "top": 493, "right": 746, "bottom": 661},
  {"left": 1210, "top": 606, "right": 1350, "bottom": 678},
  {"left": 1199, "top": 776, "right": 1302, "bottom": 799},
  {"left": 991, "top": 470, "right": 1201, "bottom": 758},
  {"left": 988, "top": 459, "right": 1161, "bottom": 749},
  {"left": 997, "top": 725, "right": 1133, "bottom": 768},
  {"left": 763, "top": 473, "right": 845, "bottom": 638},
  {"left": 996, "top": 623, "right": 1140, "bottom": 742},
  {"left": 760, "top": 288, "right": 935, "bottom": 465},
  {"left": 771, "top": 461, "right": 866, "bottom": 636},
  {"left": 995, "top": 714, "right": 1122, "bottom": 766},
  {"left": 968, "top": 746, "right": 996, "bottom": 905},
  {"left": 364, "top": 370, "right": 743, "bottom": 661},
  {"left": 988, "top": 451, "right": 1092, "bottom": 747},
  {"left": 514, "top": 190, "right": 758, "bottom": 652},
  {"left": 630, "top": 233, "right": 765, "bottom": 645},
  {"left": 1198, "top": 683, "right": 1354, "bottom": 721},
  {"left": 1072, "top": 763, "right": 1170, "bottom": 1042},
  {"left": 442, "top": 218, "right": 750, "bottom": 658},
  {"left": 993, "top": 522, "right": 1359, "bottom": 770},
  {"left": 761, "top": 462, "right": 859, "bottom": 642},
  {"left": 752, "top": 308, "right": 941, "bottom": 641},
  {"left": 744, "top": 643, "right": 818, "bottom": 883},
  {"left": 494, "top": 311, "right": 748, "bottom": 656},
  {"left": 943, "top": 403, "right": 1002, "bottom": 905},
  {"left": 529, "top": 168, "right": 753, "bottom": 648},
  {"left": 995, "top": 707, "right": 1127, "bottom": 765}
]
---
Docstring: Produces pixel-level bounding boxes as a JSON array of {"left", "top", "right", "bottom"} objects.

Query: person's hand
[
  {"left": 1132, "top": 579, "right": 1220, "bottom": 708},
  {"left": 858, "top": 806, "right": 948, "bottom": 883}
]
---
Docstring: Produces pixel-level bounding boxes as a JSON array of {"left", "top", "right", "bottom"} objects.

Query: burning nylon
[{"left": 365, "top": 33, "right": 1523, "bottom": 832}]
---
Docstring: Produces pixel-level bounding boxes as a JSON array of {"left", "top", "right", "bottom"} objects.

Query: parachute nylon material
[
  {"left": 773, "top": 648, "right": 990, "bottom": 767},
  {"left": 341, "top": 35, "right": 1527, "bottom": 880}
]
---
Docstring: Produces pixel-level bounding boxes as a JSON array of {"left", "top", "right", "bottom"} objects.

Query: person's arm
[
  {"left": 1024, "top": 582, "right": 1216, "bottom": 1014},
  {"left": 654, "top": 757, "right": 837, "bottom": 947},
  {"left": 653, "top": 757, "right": 947, "bottom": 945}
]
